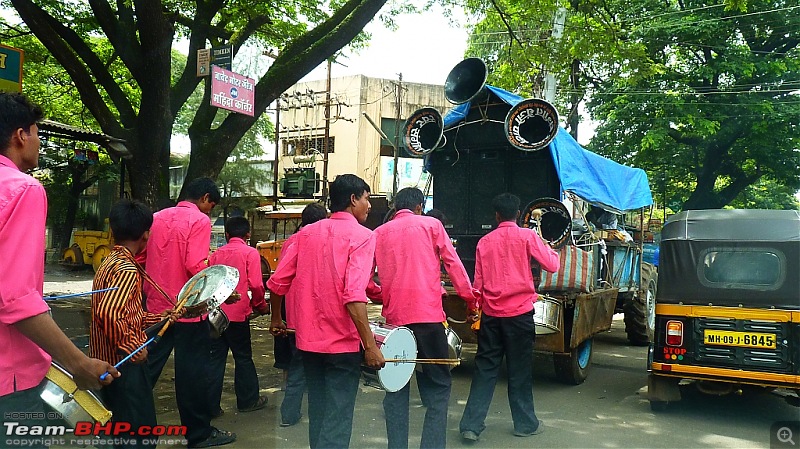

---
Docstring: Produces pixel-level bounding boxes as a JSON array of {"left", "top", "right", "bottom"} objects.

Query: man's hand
[
  {"left": 130, "top": 347, "right": 148, "bottom": 364},
  {"left": 363, "top": 345, "right": 385, "bottom": 370},
  {"left": 467, "top": 308, "right": 481, "bottom": 323},
  {"left": 74, "top": 357, "right": 119, "bottom": 389},
  {"left": 247, "top": 304, "right": 270, "bottom": 321},
  {"left": 269, "top": 318, "right": 287, "bottom": 337},
  {"left": 224, "top": 291, "right": 242, "bottom": 305}
]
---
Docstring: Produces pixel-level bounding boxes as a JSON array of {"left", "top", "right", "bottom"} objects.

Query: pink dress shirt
[
  {"left": 209, "top": 237, "right": 267, "bottom": 322},
  {"left": 474, "top": 221, "right": 560, "bottom": 317},
  {"left": 0, "top": 154, "right": 52, "bottom": 396},
  {"left": 143, "top": 201, "right": 211, "bottom": 322},
  {"left": 374, "top": 209, "right": 476, "bottom": 326},
  {"left": 266, "top": 212, "right": 375, "bottom": 354}
]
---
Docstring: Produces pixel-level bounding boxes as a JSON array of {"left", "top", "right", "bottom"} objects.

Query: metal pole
[
  {"left": 392, "top": 74, "right": 403, "bottom": 197},
  {"left": 321, "top": 59, "right": 332, "bottom": 203},
  {"left": 273, "top": 98, "right": 281, "bottom": 206}
]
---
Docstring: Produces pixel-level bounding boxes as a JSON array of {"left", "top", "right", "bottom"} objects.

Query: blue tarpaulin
[{"left": 441, "top": 86, "right": 653, "bottom": 213}]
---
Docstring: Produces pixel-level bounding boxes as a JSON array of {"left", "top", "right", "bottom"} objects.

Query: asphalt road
[{"left": 44, "top": 270, "right": 798, "bottom": 449}]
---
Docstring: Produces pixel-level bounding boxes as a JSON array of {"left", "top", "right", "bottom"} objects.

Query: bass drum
[
  {"left": 533, "top": 295, "right": 562, "bottom": 335},
  {"left": 362, "top": 322, "right": 417, "bottom": 392}
]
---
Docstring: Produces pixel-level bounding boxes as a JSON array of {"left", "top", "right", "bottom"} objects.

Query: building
[{"left": 276, "top": 75, "right": 450, "bottom": 197}]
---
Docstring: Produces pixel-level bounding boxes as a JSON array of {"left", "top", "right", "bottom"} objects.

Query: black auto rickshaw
[{"left": 647, "top": 209, "right": 800, "bottom": 410}]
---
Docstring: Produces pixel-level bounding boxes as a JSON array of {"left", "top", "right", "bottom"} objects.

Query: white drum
[
  {"left": 533, "top": 295, "right": 562, "bottom": 335},
  {"left": 362, "top": 322, "right": 417, "bottom": 392}
]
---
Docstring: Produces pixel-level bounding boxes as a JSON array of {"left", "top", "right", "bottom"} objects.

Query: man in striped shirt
[{"left": 91, "top": 199, "right": 178, "bottom": 449}]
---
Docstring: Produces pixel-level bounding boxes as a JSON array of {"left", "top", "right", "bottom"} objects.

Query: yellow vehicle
[
  {"left": 255, "top": 210, "right": 303, "bottom": 283},
  {"left": 648, "top": 209, "right": 800, "bottom": 410},
  {"left": 61, "top": 229, "right": 113, "bottom": 272}
]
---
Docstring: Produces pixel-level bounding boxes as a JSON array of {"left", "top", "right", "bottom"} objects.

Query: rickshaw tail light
[{"left": 666, "top": 320, "right": 684, "bottom": 346}]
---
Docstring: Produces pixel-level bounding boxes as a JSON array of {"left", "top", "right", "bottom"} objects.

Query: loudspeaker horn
[
  {"left": 504, "top": 98, "right": 559, "bottom": 151},
  {"left": 403, "top": 107, "right": 445, "bottom": 156},
  {"left": 444, "top": 58, "right": 489, "bottom": 105}
]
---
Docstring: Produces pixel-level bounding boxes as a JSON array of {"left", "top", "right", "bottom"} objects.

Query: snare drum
[
  {"left": 533, "top": 295, "right": 562, "bottom": 335},
  {"left": 417, "top": 326, "right": 462, "bottom": 372},
  {"left": 40, "top": 362, "right": 112, "bottom": 427},
  {"left": 361, "top": 323, "right": 417, "bottom": 392},
  {"left": 179, "top": 265, "right": 240, "bottom": 317}
]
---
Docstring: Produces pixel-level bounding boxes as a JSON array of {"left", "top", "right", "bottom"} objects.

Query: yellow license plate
[{"left": 703, "top": 330, "right": 776, "bottom": 349}]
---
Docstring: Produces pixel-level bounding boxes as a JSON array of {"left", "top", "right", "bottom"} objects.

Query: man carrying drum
[
  {"left": 373, "top": 187, "right": 479, "bottom": 449},
  {"left": 0, "top": 92, "right": 118, "bottom": 448},
  {"left": 268, "top": 174, "right": 384, "bottom": 449}
]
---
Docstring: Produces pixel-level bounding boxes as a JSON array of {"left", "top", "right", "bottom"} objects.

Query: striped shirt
[{"left": 90, "top": 246, "right": 162, "bottom": 364}]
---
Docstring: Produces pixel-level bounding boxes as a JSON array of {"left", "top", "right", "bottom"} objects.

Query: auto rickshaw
[{"left": 647, "top": 209, "right": 800, "bottom": 410}]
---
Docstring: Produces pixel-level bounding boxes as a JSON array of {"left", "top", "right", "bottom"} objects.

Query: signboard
[
  {"left": 0, "top": 44, "right": 24, "bottom": 92},
  {"left": 197, "top": 48, "right": 210, "bottom": 77},
  {"left": 211, "top": 45, "right": 233, "bottom": 71},
  {"left": 210, "top": 65, "right": 255, "bottom": 116}
]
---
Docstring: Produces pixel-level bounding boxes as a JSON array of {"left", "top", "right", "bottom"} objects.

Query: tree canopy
[
  {"left": 462, "top": 0, "right": 800, "bottom": 210},
  {"left": 3, "top": 0, "right": 390, "bottom": 206}
]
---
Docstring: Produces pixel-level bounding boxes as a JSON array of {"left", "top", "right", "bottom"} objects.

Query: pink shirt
[
  {"left": 0, "top": 154, "right": 52, "bottom": 396},
  {"left": 474, "top": 221, "right": 560, "bottom": 317},
  {"left": 374, "top": 209, "right": 476, "bottom": 326},
  {"left": 143, "top": 201, "right": 211, "bottom": 322},
  {"left": 209, "top": 237, "right": 266, "bottom": 322},
  {"left": 266, "top": 212, "right": 375, "bottom": 354}
]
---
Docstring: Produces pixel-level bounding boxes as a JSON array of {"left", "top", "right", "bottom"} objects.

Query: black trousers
[
  {"left": 208, "top": 321, "right": 260, "bottom": 411},
  {"left": 459, "top": 310, "right": 540, "bottom": 436},
  {"left": 384, "top": 322, "right": 451, "bottom": 449},
  {"left": 302, "top": 350, "right": 362, "bottom": 449},
  {"left": 0, "top": 383, "right": 47, "bottom": 449},
  {"left": 146, "top": 320, "right": 214, "bottom": 446},
  {"left": 100, "top": 362, "right": 157, "bottom": 449}
]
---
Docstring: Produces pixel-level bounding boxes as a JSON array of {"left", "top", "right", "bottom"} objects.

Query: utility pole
[
  {"left": 392, "top": 74, "right": 403, "bottom": 198},
  {"left": 273, "top": 97, "right": 280, "bottom": 207},
  {"left": 321, "top": 59, "right": 332, "bottom": 203}
]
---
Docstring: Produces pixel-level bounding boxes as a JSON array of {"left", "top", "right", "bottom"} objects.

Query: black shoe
[
  {"left": 238, "top": 396, "right": 268, "bottom": 413},
  {"left": 280, "top": 414, "right": 302, "bottom": 427},
  {"left": 189, "top": 427, "right": 236, "bottom": 448},
  {"left": 461, "top": 430, "right": 479, "bottom": 442},
  {"left": 513, "top": 421, "right": 544, "bottom": 437}
]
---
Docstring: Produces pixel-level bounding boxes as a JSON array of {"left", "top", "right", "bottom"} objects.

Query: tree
[
  {"left": 461, "top": 0, "right": 800, "bottom": 210},
  {"left": 4, "top": 0, "right": 390, "bottom": 206}
]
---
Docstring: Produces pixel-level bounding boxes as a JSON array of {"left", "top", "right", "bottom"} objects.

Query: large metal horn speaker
[
  {"left": 520, "top": 198, "right": 572, "bottom": 249},
  {"left": 403, "top": 107, "right": 444, "bottom": 156},
  {"left": 505, "top": 98, "right": 559, "bottom": 151},
  {"left": 444, "top": 58, "right": 489, "bottom": 104}
]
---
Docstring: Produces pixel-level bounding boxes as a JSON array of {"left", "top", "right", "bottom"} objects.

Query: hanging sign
[
  {"left": 210, "top": 65, "right": 255, "bottom": 116},
  {"left": 0, "top": 44, "right": 24, "bottom": 92}
]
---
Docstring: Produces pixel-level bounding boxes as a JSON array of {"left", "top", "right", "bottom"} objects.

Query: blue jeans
[
  {"left": 208, "top": 321, "right": 261, "bottom": 411},
  {"left": 459, "top": 311, "right": 539, "bottom": 436},
  {"left": 0, "top": 383, "right": 47, "bottom": 449},
  {"left": 384, "top": 323, "right": 451, "bottom": 449},
  {"left": 280, "top": 340, "right": 306, "bottom": 424},
  {"left": 302, "top": 350, "right": 362, "bottom": 449}
]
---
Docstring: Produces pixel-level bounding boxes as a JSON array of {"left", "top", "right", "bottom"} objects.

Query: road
[{"left": 44, "top": 270, "right": 798, "bottom": 448}]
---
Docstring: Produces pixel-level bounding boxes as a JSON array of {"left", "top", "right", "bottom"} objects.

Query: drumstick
[
  {"left": 271, "top": 327, "right": 296, "bottom": 334},
  {"left": 384, "top": 358, "right": 462, "bottom": 365}
]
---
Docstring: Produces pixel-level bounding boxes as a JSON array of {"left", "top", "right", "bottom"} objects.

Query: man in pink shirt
[
  {"left": 143, "top": 177, "right": 235, "bottom": 448},
  {"left": 374, "top": 187, "right": 478, "bottom": 449},
  {"left": 459, "top": 193, "right": 560, "bottom": 442},
  {"left": 268, "top": 174, "right": 385, "bottom": 449},
  {"left": 208, "top": 216, "right": 269, "bottom": 416},
  {"left": 0, "top": 92, "right": 118, "bottom": 444}
]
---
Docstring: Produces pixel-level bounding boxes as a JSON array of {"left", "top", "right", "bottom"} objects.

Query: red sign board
[{"left": 210, "top": 65, "right": 255, "bottom": 116}]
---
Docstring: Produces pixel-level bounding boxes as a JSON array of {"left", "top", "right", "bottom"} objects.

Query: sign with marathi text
[
  {"left": 0, "top": 44, "right": 24, "bottom": 92},
  {"left": 210, "top": 65, "right": 255, "bottom": 116}
]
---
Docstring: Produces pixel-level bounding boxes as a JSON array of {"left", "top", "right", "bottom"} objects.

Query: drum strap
[{"left": 120, "top": 250, "right": 176, "bottom": 306}]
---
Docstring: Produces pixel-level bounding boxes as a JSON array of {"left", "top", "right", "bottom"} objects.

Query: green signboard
[{"left": 0, "top": 44, "right": 24, "bottom": 92}]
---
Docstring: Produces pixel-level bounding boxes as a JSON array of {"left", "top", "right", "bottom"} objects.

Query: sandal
[
  {"left": 190, "top": 427, "right": 236, "bottom": 448},
  {"left": 238, "top": 396, "right": 268, "bottom": 413}
]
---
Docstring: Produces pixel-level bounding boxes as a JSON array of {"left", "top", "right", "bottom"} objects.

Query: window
[
  {"left": 699, "top": 248, "right": 785, "bottom": 290},
  {"left": 282, "top": 136, "right": 334, "bottom": 156}
]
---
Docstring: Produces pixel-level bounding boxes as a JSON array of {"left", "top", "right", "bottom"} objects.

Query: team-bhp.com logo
[{"left": 4, "top": 421, "right": 186, "bottom": 446}]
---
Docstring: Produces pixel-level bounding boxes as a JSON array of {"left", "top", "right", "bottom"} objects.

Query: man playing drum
[
  {"left": 459, "top": 193, "right": 559, "bottom": 442},
  {"left": 142, "top": 177, "right": 236, "bottom": 448},
  {"left": 373, "top": 187, "right": 479, "bottom": 449},
  {"left": 268, "top": 174, "right": 384, "bottom": 449},
  {"left": 0, "top": 92, "right": 118, "bottom": 448}
]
